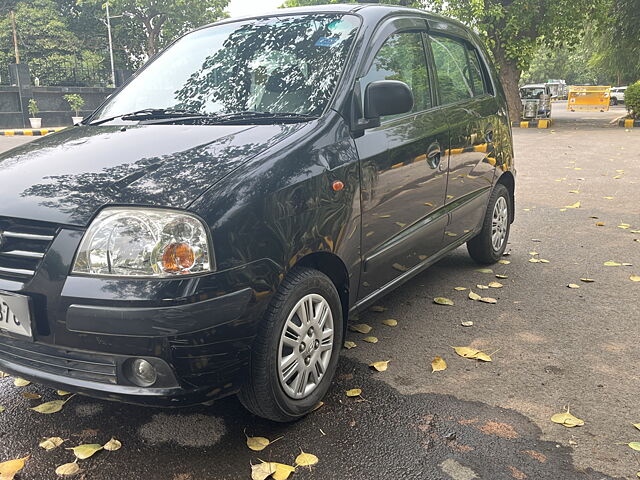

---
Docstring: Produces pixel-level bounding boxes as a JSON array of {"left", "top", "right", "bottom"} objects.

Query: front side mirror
[{"left": 364, "top": 80, "right": 414, "bottom": 119}]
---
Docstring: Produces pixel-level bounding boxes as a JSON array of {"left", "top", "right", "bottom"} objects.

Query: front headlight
[{"left": 72, "top": 207, "right": 214, "bottom": 277}]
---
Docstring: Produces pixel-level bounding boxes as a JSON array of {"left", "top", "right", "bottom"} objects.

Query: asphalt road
[{"left": 0, "top": 104, "right": 638, "bottom": 480}]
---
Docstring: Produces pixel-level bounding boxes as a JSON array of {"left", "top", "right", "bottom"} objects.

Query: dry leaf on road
[
  {"left": 551, "top": 407, "right": 584, "bottom": 428},
  {"left": 434, "top": 297, "right": 454, "bottom": 306},
  {"left": 431, "top": 357, "right": 447, "bottom": 372},
  {"left": 369, "top": 361, "right": 390, "bottom": 372},
  {"left": 349, "top": 324, "right": 372, "bottom": 334}
]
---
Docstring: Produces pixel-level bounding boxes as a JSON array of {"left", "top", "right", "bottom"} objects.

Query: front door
[{"left": 355, "top": 30, "right": 449, "bottom": 299}]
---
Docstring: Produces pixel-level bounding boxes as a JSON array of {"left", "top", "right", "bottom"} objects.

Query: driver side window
[{"left": 360, "top": 32, "right": 431, "bottom": 120}]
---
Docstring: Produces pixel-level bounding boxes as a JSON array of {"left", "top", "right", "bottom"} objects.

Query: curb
[
  {"left": 511, "top": 119, "right": 553, "bottom": 129},
  {"left": 618, "top": 118, "right": 639, "bottom": 128},
  {"left": 0, "top": 128, "right": 66, "bottom": 136}
]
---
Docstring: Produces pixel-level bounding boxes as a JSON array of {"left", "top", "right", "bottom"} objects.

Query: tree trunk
[{"left": 492, "top": 45, "right": 523, "bottom": 123}]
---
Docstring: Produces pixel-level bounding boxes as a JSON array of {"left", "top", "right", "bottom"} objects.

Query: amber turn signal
[
  {"left": 332, "top": 180, "right": 344, "bottom": 191},
  {"left": 162, "top": 242, "right": 195, "bottom": 273}
]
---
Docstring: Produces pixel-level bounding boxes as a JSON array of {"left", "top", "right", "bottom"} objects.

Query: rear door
[
  {"left": 355, "top": 21, "right": 449, "bottom": 300},
  {"left": 427, "top": 34, "right": 499, "bottom": 246}
]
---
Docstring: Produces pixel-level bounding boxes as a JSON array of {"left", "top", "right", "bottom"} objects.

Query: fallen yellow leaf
[
  {"left": 349, "top": 324, "right": 372, "bottom": 334},
  {"left": 246, "top": 436, "right": 271, "bottom": 452},
  {"left": 369, "top": 361, "right": 390, "bottom": 372},
  {"left": 630, "top": 275, "right": 640, "bottom": 282},
  {"left": 21, "top": 392, "right": 41, "bottom": 400},
  {"left": 0, "top": 456, "right": 29, "bottom": 479},
  {"left": 369, "top": 305, "right": 386, "bottom": 312},
  {"left": 39, "top": 437, "right": 64, "bottom": 451},
  {"left": 103, "top": 438, "right": 122, "bottom": 451},
  {"left": 66, "top": 444, "right": 103, "bottom": 460},
  {"left": 475, "top": 268, "right": 493, "bottom": 274},
  {"left": 468, "top": 291, "right": 481, "bottom": 301},
  {"left": 272, "top": 463, "right": 296, "bottom": 480},
  {"left": 295, "top": 451, "right": 319, "bottom": 467},
  {"left": 580, "top": 278, "right": 595, "bottom": 283},
  {"left": 31, "top": 399, "right": 68, "bottom": 414},
  {"left": 633, "top": 423, "right": 640, "bottom": 431},
  {"left": 565, "top": 202, "right": 581, "bottom": 209},
  {"left": 452, "top": 346, "right": 493, "bottom": 362},
  {"left": 454, "top": 287, "right": 467, "bottom": 291},
  {"left": 551, "top": 407, "right": 584, "bottom": 428},
  {"left": 433, "top": 297, "right": 454, "bottom": 306},
  {"left": 431, "top": 357, "right": 447, "bottom": 372},
  {"left": 498, "top": 260, "right": 511, "bottom": 264},
  {"left": 345, "top": 389, "right": 362, "bottom": 397},
  {"left": 362, "top": 336, "right": 378, "bottom": 343},
  {"left": 343, "top": 341, "right": 357, "bottom": 349},
  {"left": 476, "top": 284, "right": 489, "bottom": 290},
  {"left": 488, "top": 281, "right": 503, "bottom": 288},
  {"left": 629, "top": 442, "right": 640, "bottom": 452},
  {"left": 479, "top": 297, "right": 497, "bottom": 304},
  {"left": 595, "top": 222, "right": 605, "bottom": 226},
  {"left": 381, "top": 319, "right": 398, "bottom": 327},
  {"left": 567, "top": 284, "right": 580, "bottom": 289},
  {"left": 604, "top": 261, "right": 621, "bottom": 266},
  {"left": 528, "top": 258, "right": 540, "bottom": 263},
  {"left": 56, "top": 390, "right": 71, "bottom": 396},
  {"left": 13, "top": 378, "right": 30, "bottom": 387},
  {"left": 496, "top": 274, "right": 508, "bottom": 279},
  {"left": 392, "top": 263, "right": 408, "bottom": 272},
  {"left": 251, "top": 461, "right": 276, "bottom": 480},
  {"left": 55, "top": 462, "right": 81, "bottom": 477}
]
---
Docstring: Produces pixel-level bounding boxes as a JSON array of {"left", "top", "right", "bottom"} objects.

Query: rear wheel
[
  {"left": 238, "top": 267, "right": 343, "bottom": 422},
  {"left": 467, "top": 183, "right": 511, "bottom": 264}
]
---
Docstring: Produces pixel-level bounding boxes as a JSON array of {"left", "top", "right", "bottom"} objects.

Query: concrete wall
[{"left": 0, "top": 86, "right": 115, "bottom": 129}]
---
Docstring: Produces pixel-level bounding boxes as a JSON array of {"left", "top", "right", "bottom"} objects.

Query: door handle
[{"left": 426, "top": 142, "right": 441, "bottom": 170}]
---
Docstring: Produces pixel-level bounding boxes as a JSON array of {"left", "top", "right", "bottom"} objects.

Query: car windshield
[
  {"left": 520, "top": 88, "right": 546, "bottom": 99},
  {"left": 92, "top": 14, "right": 361, "bottom": 123}
]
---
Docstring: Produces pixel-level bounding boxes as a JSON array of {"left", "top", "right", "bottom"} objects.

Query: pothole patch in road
[{"left": 138, "top": 412, "right": 226, "bottom": 447}]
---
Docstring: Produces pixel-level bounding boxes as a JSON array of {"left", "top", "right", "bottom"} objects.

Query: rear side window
[
  {"left": 361, "top": 32, "right": 432, "bottom": 117},
  {"left": 466, "top": 46, "right": 488, "bottom": 96},
  {"left": 429, "top": 35, "right": 473, "bottom": 104}
]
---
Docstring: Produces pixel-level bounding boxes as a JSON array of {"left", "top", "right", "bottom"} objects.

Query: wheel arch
[
  {"left": 295, "top": 252, "right": 350, "bottom": 335},
  {"left": 496, "top": 171, "right": 515, "bottom": 223}
]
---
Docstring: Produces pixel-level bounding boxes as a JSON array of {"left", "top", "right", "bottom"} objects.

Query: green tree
[
  {"left": 0, "top": 0, "right": 80, "bottom": 68},
  {"left": 86, "top": 0, "right": 230, "bottom": 62}
]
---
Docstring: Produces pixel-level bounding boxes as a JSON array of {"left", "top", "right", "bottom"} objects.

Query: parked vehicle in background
[
  {"left": 520, "top": 83, "right": 552, "bottom": 118},
  {"left": 610, "top": 86, "right": 627, "bottom": 105},
  {"left": 546, "top": 79, "right": 567, "bottom": 99},
  {"left": 0, "top": 4, "right": 515, "bottom": 422}
]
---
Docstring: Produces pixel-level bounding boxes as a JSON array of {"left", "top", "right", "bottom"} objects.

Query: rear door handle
[{"left": 426, "top": 143, "right": 441, "bottom": 170}]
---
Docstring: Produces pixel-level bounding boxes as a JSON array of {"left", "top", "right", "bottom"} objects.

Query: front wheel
[
  {"left": 467, "top": 183, "right": 511, "bottom": 264},
  {"left": 238, "top": 267, "right": 343, "bottom": 422}
]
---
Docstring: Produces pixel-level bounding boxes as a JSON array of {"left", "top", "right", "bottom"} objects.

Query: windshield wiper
[
  {"left": 88, "top": 108, "right": 205, "bottom": 126},
  {"left": 136, "top": 111, "right": 318, "bottom": 126},
  {"left": 211, "top": 111, "right": 318, "bottom": 124}
]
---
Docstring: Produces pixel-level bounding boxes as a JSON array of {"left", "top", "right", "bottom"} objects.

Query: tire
[
  {"left": 238, "top": 267, "right": 343, "bottom": 422},
  {"left": 467, "top": 183, "right": 511, "bottom": 264}
]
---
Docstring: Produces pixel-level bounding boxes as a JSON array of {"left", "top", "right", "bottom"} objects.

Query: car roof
[{"left": 208, "top": 3, "right": 464, "bottom": 30}]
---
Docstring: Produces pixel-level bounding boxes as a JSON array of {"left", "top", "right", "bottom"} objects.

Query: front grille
[
  {"left": 0, "top": 337, "right": 117, "bottom": 384},
  {"left": 0, "top": 217, "right": 58, "bottom": 281}
]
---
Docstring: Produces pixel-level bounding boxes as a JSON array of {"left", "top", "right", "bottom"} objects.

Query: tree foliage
[
  {"left": 85, "top": 0, "right": 230, "bottom": 62},
  {"left": 624, "top": 81, "right": 640, "bottom": 117}
]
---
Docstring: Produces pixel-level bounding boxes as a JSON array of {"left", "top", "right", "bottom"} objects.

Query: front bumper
[{"left": 0, "top": 224, "right": 281, "bottom": 406}]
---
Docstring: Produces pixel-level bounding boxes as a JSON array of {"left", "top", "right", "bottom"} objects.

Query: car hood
[{"left": 0, "top": 123, "right": 302, "bottom": 226}]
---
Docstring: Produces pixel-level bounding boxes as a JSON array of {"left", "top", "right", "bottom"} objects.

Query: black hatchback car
[{"left": 0, "top": 4, "right": 514, "bottom": 422}]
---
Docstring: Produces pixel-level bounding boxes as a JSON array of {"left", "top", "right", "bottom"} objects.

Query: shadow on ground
[{"left": 0, "top": 357, "right": 620, "bottom": 480}]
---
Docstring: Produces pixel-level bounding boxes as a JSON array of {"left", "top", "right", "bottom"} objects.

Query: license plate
[{"left": 0, "top": 292, "right": 32, "bottom": 339}]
